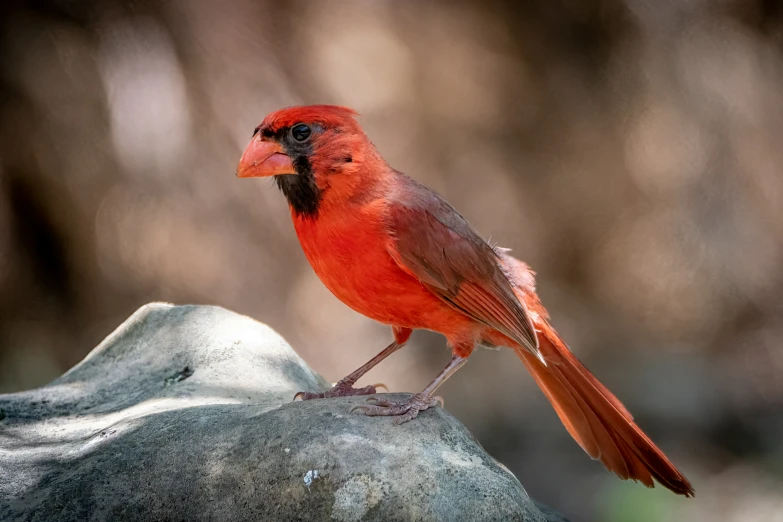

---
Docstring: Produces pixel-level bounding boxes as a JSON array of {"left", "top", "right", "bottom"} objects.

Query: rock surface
[{"left": 0, "top": 303, "right": 567, "bottom": 522}]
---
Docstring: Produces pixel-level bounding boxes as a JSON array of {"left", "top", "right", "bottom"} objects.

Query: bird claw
[
  {"left": 293, "top": 381, "right": 382, "bottom": 401},
  {"left": 351, "top": 393, "right": 444, "bottom": 424},
  {"left": 365, "top": 396, "right": 393, "bottom": 407}
]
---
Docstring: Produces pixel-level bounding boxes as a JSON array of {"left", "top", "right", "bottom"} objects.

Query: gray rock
[{"left": 0, "top": 303, "right": 567, "bottom": 522}]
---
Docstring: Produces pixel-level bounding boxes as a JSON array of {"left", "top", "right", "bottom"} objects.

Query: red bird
[{"left": 237, "top": 105, "right": 694, "bottom": 497}]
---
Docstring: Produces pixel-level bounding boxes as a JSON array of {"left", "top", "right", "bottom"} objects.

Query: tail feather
[
  {"left": 495, "top": 251, "right": 693, "bottom": 496},
  {"left": 565, "top": 348, "right": 634, "bottom": 422},
  {"left": 515, "top": 324, "right": 694, "bottom": 496},
  {"left": 520, "top": 345, "right": 629, "bottom": 476},
  {"left": 615, "top": 433, "right": 654, "bottom": 487}
]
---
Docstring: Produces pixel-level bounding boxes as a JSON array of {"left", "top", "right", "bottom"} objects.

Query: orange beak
[{"left": 236, "top": 135, "right": 295, "bottom": 178}]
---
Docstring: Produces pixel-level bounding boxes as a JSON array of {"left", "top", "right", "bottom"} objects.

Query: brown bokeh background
[{"left": 2, "top": 1, "right": 782, "bottom": 520}]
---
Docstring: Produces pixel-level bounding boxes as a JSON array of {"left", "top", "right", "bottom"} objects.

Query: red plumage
[
  {"left": 237, "top": 105, "right": 694, "bottom": 497},
  {"left": 259, "top": 105, "right": 360, "bottom": 133}
]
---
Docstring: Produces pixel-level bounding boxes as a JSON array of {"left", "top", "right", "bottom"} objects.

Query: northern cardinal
[{"left": 237, "top": 105, "right": 693, "bottom": 496}]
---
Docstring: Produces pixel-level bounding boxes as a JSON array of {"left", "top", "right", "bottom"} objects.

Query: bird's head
[{"left": 237, "top": 105, "right": 385, "bottom": 217}]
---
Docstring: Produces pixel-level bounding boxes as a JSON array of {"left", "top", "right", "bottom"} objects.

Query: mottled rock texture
[{"left": 0, "top": 303, "right": 567, "bottom": 522}]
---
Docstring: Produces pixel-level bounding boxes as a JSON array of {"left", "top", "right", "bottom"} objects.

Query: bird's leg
[
  {"left": 352, "top": 354, "right": 468, "bottom": 424},
  {"left": 294, "top": 341, "right": 401, "bottom": 400},
  {"left": 294, "top": 327, "right": 411, "bottom": 400}
]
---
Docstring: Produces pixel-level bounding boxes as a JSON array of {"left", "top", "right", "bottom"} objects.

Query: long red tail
[{"left": 497, "top": 253, "right": 694, "bottom": 497}]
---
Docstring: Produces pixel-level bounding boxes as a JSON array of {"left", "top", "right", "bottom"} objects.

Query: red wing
[{"left": 386, "top": 178, "right": 541, "bottom": 360}]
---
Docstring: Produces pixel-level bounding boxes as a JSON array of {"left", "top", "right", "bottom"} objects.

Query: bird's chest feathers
[{"left": 292, "top": 202, "right": 409, "bottom": 316}]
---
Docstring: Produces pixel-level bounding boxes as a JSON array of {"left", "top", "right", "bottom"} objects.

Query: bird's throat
[{"left": 274, "top": 155, "right": 322, "bottom": 217}]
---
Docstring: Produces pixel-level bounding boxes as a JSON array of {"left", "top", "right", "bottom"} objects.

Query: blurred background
[{"left": 1, "top": 0, "right": 782, "bottom": 520}]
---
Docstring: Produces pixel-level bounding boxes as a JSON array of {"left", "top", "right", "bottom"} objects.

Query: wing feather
[{"left": 386, "top": 173, "right": 541, "bottom": 359}]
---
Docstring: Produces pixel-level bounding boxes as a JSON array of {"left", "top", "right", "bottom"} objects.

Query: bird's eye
[{"left": 291, "top": 124, "right": 311, "bottom": 142}]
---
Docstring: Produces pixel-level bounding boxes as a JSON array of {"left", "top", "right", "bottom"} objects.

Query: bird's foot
[
  {"left": 294, "top": 380, "right": 387, "bottom": 401},
  {"left": 351, "top": 393, "right": 444, "bottom": 424}
]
